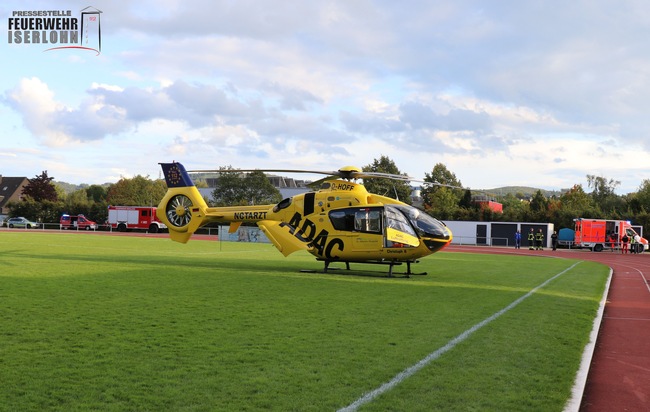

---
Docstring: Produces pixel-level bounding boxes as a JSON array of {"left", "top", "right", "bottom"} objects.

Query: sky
[{"left": 2, "top": 1, "right": 650, "bottom": 194}]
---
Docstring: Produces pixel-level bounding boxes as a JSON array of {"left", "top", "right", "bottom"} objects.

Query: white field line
[
  {"left": 563, "top": 268, "right": 612, "bottom": 412},
  {"left": 338, "top": 261, "right": 584, "bottom": 412},
  {"left": 640, "top": 267, "right": 650, "bottom": 293}
]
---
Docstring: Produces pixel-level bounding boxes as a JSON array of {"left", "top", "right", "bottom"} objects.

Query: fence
[
  {"left": 0, "top": 222, "right": 272, "bottom": 244},
  {"left": 6, "top": 224, "right": 644, "bottom": 252}
]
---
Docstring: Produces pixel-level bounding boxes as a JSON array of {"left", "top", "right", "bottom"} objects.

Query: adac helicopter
[{"left": 157, "top": 162, "right": 453, "bottom": 277}]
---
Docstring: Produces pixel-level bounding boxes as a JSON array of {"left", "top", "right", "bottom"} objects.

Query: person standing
[
  {"left": 621, "top": 233, "right": 629, "bottom": 254},
  {"left": 535, "top": 229, "right": 544, "bottom": 250},
  {"left": 515, "top": 230, "right": 521, "bottom": 249},
  {"left": 551, "top": 231, "right": 558, "bottom": 251},
  {"left": 630, "top": 233, "right": 636, "bottom": 254},
  {"left": 528, "top": 228, "right": 535, "bottom": 250}
]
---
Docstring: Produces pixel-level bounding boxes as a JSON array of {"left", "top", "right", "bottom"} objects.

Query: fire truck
[
  {"left": 60, "top": 214, "right": 98, "bottom": 230},
  {"left": 573, "top": 218, "right": 648, "bottom": 253},
  {"left": 107, "top": 206, "right": 167, "bottom": 233}
]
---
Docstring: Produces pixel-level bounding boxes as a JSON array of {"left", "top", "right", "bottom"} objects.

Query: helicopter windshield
[
  {"left": 384, "top": 205, "right": 417, "bottom": 237},
  {"left": 388, "top": 205, "right": 451, "bottom": 248}
]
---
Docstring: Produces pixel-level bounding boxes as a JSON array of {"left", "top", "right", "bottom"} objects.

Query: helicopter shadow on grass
[
  {"left": 5, "top": 250, "right": 302, "bottom": 273},
  {"left": 299, "top": 259, "right": 428, "bottom": 279},
  {"left": 7, "top": 249, "right": 426, "bottom": 280}
]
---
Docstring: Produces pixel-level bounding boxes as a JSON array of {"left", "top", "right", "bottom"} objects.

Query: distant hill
[
  {"left": 54, "top": 181, "right": 111, "bottom": 194},
  {"left": 481, "top": 186, "right": 566, "bottom": 199}
]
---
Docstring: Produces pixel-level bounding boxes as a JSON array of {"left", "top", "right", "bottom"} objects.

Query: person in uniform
[
  {"left": 528, "top": 228, "right": 535, "bottom": 250},
  {"left": 535, "top": 229, "right": 544, "bottom": 250},
  {"left": 551, "top": 231, "right": 558, "bottom": 251}
]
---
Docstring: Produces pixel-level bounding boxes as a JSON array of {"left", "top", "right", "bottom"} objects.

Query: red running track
[{"left": 445, "top": 245, "right": 650, "bottom": 411}]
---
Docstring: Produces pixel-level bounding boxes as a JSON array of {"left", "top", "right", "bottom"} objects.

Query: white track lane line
[{"left": 338, "top": 261, "right": 583, "bottom": 412}]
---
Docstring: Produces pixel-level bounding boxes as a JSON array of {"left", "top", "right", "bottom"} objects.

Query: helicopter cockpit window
[
  {"left": 329, "top": 210, "right": 354, "bottom": 231},
  {"left": 384, "top": 206, "right": 417, "bottom": 237},
  {"left": 329, "top": 208, "right": 382, "bottom": 233},
  {"left": 273, "top": 197, "right": 292, "bottom": 213},
  {"left": 354, "top": 209, "right": 382, "bottom": 233}
]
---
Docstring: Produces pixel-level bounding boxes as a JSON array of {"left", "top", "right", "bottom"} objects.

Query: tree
[
  {"left": 499, "top": 193, "right": 526, "bottom": 222},
  {"left": 243, "top": 170, "right": 282, "bottom": 205},
  {"left": 559, "top": 184, "right": 597, "bottom": 218},
  {"left": 65, "top": 189, "right": 92, "bottom": 212},
  {"left": 362, "top": 155, "right": 412, "bottom": 204},
  {"left": 22, "top": 171, "right": 58, "bottom": 202},
  {"left": 459, "top": 189, "right": 473, "bottom": 209},
  {"left": 424, "top": 188, "right": 459, "bottom": 220},
  {"left": 211, "top": 167, "right": 247, "bottom": 206},
  {"left": 587, "top": 174, "right": 623, "bottom": 215},
  {"left": 211, "top": 167, "right": 281, "bottom": 206},
  {"left": 106, "top": 175, "right": 167, "bottom": 206},
  {"left": 86, "top": 185, "right": 108, "bottom": 203},
  {"left": 528, "top": 190, "right": 549, "bottom": 221},
  {"left": 421, "top": 163, "right": 463, "bottom": 210},
  {"left": 6, "top": 197, "right": 64, "bottom": 223}
]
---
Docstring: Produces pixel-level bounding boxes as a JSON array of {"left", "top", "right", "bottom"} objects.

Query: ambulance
[{"left": 573, "top": 218, "right": 648, "bottom": 253}]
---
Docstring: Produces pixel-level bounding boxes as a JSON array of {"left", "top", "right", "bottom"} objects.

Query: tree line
[
  {"left": 6, "top": 172, "right": 166, "bottom": 225},
  {"left": 6, "top": 157, "right": 650, "bottom": 235}
]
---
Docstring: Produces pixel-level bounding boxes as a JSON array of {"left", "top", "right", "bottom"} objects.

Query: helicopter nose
[{"left": 423, "top": 236, "right": 452, "bottom": 252}]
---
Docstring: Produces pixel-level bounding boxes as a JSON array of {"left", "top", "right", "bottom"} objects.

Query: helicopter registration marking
[
  {"left": 329, "top": 182, "right": 355, "bottom": 191},
  {"left": 233, "top": 211, "right": 268, "bottom": 220},
  {"left": 282, "top": 212, "right": 344, "bottom": 259}
]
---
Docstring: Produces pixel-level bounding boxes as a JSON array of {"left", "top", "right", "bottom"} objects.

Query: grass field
[{"left": 0, "top": 231, "right": 609, "bottom": 411}]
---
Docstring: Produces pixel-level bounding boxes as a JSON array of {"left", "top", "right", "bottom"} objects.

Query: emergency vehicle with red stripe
[
  {"left": 107, "top": 206, "right": 167, "bottom": 233},
  {"left": 573, "top": 218, "right": 648, "bottom": 253}
]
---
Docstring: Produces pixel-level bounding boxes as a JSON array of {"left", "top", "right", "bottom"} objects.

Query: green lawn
[{"left": 0, "top": 232, "right": 609, "bottom": 411}]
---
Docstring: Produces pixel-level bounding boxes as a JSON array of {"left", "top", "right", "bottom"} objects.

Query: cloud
[
  {"left": 6, "top": 0, "right": 650, "bottom": 192},
  {"left": 3, "top": 78, "right": 132, "bottom": 145}
]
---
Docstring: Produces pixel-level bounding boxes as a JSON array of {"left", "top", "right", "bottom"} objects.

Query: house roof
[{"left": 0, "top": 176, "right": 28, "bottom": 209}]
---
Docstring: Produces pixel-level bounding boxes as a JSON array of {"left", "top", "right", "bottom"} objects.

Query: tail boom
[{"left": 157, "top": 162, "right": 278, "bottom": 243}]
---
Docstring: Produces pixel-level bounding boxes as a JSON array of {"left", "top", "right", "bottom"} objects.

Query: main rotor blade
[
  {"left": 187, "top": 167, "right": 412, "bottom": 181},
  {"left": 416, "top": 180, "right": 491, "bottom": 194}
]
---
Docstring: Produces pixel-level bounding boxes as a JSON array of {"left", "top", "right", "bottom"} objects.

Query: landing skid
[{"left": 300, "top": 259, "right": 428, "bottom": 278}]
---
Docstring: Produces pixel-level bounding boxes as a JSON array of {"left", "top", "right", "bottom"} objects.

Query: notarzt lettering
[{"left": 233, "top": 211, "right": 267, "bottom": 220}]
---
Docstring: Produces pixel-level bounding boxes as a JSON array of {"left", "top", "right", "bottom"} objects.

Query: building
[
  {"left": 472, "top": 194, "right": 503, "bottom": 213},
  {"left": 0, "top": 175, "right": 29, "bottom": 215},
  {"left": 443, "top": 220, "right": 554, "bottom": 248}
]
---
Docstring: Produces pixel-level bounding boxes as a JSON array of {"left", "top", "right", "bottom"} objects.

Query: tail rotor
[
  {"left": 157, "top": 162, "right": 208, "bottom": 243},
  {"left": 166, "top": 194, "right": 193, "bottom": 227}
]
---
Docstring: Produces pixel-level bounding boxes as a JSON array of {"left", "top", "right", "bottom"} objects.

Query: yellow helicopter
[{"left": 157, "top": 162, "right": 453, "bottom": 276}]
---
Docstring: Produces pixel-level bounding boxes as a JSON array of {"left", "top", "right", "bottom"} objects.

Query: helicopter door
[
  {"left": 328, "top": 207, "right": 386, "bottom": 251},
  {"left": 350, "top": 208, "right": 384, "bottom": 251}
]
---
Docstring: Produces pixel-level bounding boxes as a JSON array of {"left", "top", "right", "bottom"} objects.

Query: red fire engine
[
  {"left": 107, "top": 206, "right": 167, "bottom": 233},
  {"left": 573, "top": 218, "right": 648, "bottom": 253},
  {"left": 60, "top": 214, "right": 98, "bottom": 230}
]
